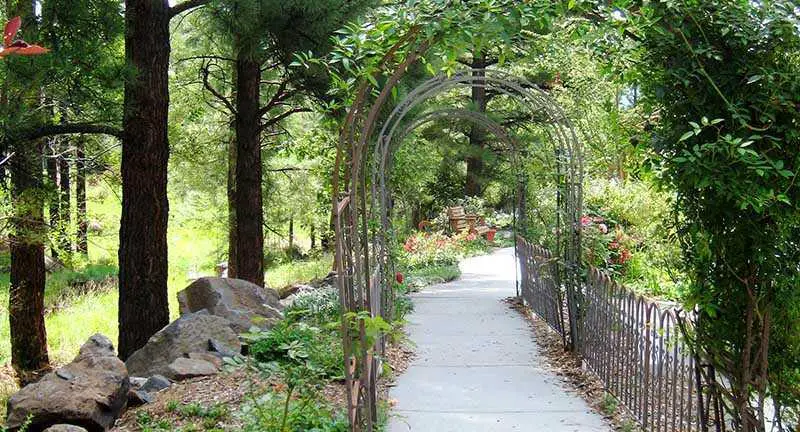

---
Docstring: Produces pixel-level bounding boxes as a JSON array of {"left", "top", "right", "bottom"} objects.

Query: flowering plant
[
  {"left": 399, "top": 230, "right": 489, "bottom": 270},
  {"left": 580, "top": 213, "right": 634, "bottom": 275}
]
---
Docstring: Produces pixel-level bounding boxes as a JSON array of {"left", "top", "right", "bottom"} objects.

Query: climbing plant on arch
[{"left": 331, "top": 54, "right": 585, "bottom": 432}]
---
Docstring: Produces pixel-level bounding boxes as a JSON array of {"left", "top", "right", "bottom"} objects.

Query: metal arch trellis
[
  {"left": 332, "top": 66, "right": 584, "bottom": 431},
  {"left": 372, "top": 69, "right": 584, "bottom": 347}
]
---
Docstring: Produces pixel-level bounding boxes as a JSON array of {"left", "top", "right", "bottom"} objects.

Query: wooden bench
[{"left": 447, "top": 206, "right": 492, "bottom": 236}]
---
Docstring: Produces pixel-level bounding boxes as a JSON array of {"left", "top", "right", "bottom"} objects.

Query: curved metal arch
[
  {"left": 368, "top": 70, "right": 585, "bottom": 351},
  {"left": 372, "top": 69, "right": 583, "bottom": 266}
]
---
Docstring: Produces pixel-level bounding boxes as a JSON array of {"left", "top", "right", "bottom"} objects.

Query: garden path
[{"left": 388, "top": 247, "right": 609, "bottom": 431}]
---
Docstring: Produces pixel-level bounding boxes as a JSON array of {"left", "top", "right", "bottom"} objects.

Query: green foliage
[
  {"left": 239, "top": 387, "right": 348, "bottom": 432},
  {"left": 632, "top": 0, "right": 800, "bottom": 424},
  {"left": 399, "top": 231, "right": 490, "bottom": 270},
  {"left": 583, "top": 178, "right": 683, "bottom": 297},
  {"left": 284, "top": 286, "right": 341, "bottom": 324},
  {"left": 245, "top": 320, "right": 344, "bottom": 380}
]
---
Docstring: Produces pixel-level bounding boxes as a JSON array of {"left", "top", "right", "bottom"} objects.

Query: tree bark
[
  {"left": 75, "top": 137, "right": 88, "bottom": 255},
  {"left": 9, "top": 138, "right": 50, "bottom": 383},
  {"left": 58, "top": 138, "right": 71, "bottom": 255},
  {"left": 233, "top": 53, "right": 264, "bottom": 286},
  {"left": 45, "top": 139, "right": 59, "bottom": 258},
  {"left": 118, "top": 0, "right": 171, "bottom": 360},
  {"left": 465, "top": 53, "right": 488, "bottom": 197},
  {"left": 227, "top": 132, "right": 237, "bottom": 278},
  {"left": 6, "top": 0, "right": 50, "bottom": 384}
]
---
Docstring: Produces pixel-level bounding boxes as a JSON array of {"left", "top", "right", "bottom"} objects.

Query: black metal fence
[{"left": 516, "top": 236, "right": 708, "bottom": 432}]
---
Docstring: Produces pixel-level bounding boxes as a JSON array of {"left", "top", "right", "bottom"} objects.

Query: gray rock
[
  {"left": 126, "top": 389, "right": 155, "bottom": 407},
  {"left": 44, "top": 425, "right": 89, "bottom": 432},
  {"left": 166, "top": 358, "right": 218, "bottom": 380},
  {"left": 6, "top": 334, "right": 129, "bottom": 432},
  {"left": 188, "top": 352, "right": 223, "bottom": 369},
  {"left": 125, "top": 312, "right": 240, "bottom": 378},
  {"left": 208, "top": 338, "right": 240, "bottom": 358},
  {"left": 128, "top": 377, "right": 148, "bottom": 389},
  {"left": 140, "top": 375, "right": 171, "bottom": 393},
  {"left": 177, "top": 277, "right": 284, "bottom": 332}
]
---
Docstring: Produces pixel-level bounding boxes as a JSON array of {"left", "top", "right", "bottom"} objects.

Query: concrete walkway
[{"left": 388, "top": 248, "right": 609, "bottom": 432}]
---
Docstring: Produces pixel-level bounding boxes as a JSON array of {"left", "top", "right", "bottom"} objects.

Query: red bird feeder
[{"left": 0, "top": 17, "right": 49, "bottom": 58}]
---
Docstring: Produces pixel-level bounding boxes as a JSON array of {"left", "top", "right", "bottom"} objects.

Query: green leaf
[{"left": 679, "top": 131, "right": 695, "bottom": 142}]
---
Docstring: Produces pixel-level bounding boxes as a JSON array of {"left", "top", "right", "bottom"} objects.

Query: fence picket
[{"left": 516, "top": 237, "right": 702, "bottom": 432}]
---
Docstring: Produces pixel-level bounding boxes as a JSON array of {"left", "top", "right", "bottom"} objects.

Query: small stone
[
  {"left": 56, "top": 369, "right": 74, "bottom": 381},
  {"left": 208, "top": 338, "right": 239, "bottom": 358},
  {"left": 140, "top": 375, "right": 171, "bottom": 393},
  {"left": 129, "top": 377, "right": 148, "bottom": 389},
  {"left": 166, "top": 357, "right": 218, "bottom": 381},
  {"left": 188, "top": 352, "right": 223, "bottom": 369},
  {"left": 127, "top": 389, "right": 155, "bottom": 407},
  {"left": 44, "top": 425, "right": 88, "bottom": 432}
]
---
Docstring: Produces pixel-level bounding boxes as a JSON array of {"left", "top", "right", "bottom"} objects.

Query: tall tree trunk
[
  {"left": 227, "top": 133, "right": 237, "bottom": 278},
  {"left": 118, "top": 0, "right": 171, "bottom": 360},
  {"left": 58, "top": 138, "right": 71, "bottom": 256},
  {"left": 233, "top": 53, "right": 264, "bottom": 286},
  {"left": 45, "top": 139, "right": 59, "bottom": 258},
  {"left": 309, "top": 223, "right": 316, "bottom": 250},
  {"left": 75, "top": 137, "right": 88, "bottom": 255},
  {"left": 6, "top": 0, "right": 50, "bottom": 385},
  {"left": 465, "top": 53, "right": 487, "bottom": 197},
  {"left": 288, "top": 216, "right": 294, "bottom": 250},
  {"left": 9, "top": 138, "right": 50, "bottom": 384}
]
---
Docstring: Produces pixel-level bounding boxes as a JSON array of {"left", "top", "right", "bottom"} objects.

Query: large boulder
[
  {"left": 125, "top": 312, "right": 240, "bottom": 379},
  {"left": 5, "top": 334, "right": 129, "bottom": 432},
  {"left": 177, "top": 277, "right": 283, "bottom": 332}
]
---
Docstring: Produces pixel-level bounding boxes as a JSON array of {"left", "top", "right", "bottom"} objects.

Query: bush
[
  {"left": 245, "top": 320, "right": 343, "bottom": 380},
  {"left": 284, "top": 286, "right": 340, "bottom": 324},
  {"left": 399, "top": 230, "right": 490, "bottom": 270},
  {"left": 239, "top": 388, "right": 348, "bottom": 432}
]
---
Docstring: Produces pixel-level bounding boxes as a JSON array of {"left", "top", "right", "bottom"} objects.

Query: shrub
[
  {"left": 239, "top": 388, "right": 347, "bottom": 432},
  {"left": 245, "top": 320, "right": 343, "bottom": 380}
]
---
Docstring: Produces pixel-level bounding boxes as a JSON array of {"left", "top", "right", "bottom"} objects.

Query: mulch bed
[
  {"left": 503, "top": 296, "right": 639, "bottom": 431},
  {"left": 112, "top": 341, "right": 415, "bottom": 431}
]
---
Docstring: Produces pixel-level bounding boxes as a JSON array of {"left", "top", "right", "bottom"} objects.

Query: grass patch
[{"left": 265, "top": 254, "right": 332, "bottom": 295}]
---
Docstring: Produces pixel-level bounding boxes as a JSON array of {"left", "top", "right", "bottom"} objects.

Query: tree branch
[
  {"left": 260, "top": 108, "right": 311, "bottom": 133},
  {"left": 258, "top": 81, "right": 291, "bottom": 117},
  {"left": 169, "top": 0, "right": 209, "bottom": 18},
  {"left": 202, "top": 64, "right": 236, "bottom": 115},
  {"left": 17, "top": 123, "right": 122, "bottom": 141}
]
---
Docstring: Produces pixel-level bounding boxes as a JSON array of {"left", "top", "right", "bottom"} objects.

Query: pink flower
[
  {"left": 580, "top": 216, "right": 592, "bottom": 226},
  {"left": 598, "top": 223, "right": 608, "bottom": 234}
]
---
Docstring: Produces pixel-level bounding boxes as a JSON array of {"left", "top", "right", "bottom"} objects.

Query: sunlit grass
[{"left": 265, "top": 254, "right": 333, "bottom": 296}]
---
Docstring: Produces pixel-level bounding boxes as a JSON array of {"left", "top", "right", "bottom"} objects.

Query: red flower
[{"left": 395, "top": 272, "right": 404, "bottom": 284}]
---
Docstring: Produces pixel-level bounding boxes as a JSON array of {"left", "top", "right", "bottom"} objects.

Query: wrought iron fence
[
  {"left": 516, "top": 237, "right": 708, "bottom": 432},
  {"left": 517, "top": 237, "right": 566, "bottom": 340}
]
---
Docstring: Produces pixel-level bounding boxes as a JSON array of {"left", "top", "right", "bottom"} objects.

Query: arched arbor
[{"left": 332, "top": 68, "right": 584, "bottom": 430}]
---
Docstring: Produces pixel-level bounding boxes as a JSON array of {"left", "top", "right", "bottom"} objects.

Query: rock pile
[{"left": 5, "top": 277, "right": 289, "bottom": 431}]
